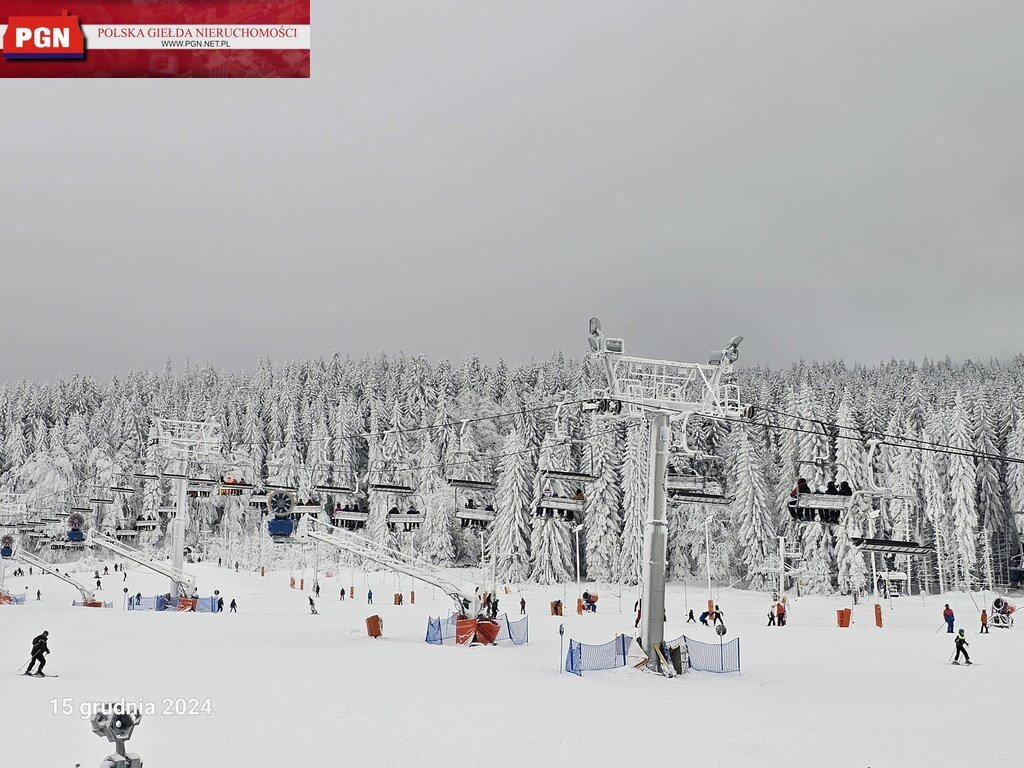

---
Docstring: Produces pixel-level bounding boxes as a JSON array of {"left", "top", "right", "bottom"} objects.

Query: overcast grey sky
[{"left": 2, "top": 1, "right": 1023, "bottom": 380}]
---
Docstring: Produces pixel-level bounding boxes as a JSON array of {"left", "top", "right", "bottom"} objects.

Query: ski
[{"left": 17, "top": 673, "right": 59, "bottom": 677}]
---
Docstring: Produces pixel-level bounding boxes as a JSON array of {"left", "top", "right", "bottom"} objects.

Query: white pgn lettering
[{"left": 14, "top": 27, "right": 71, "bottom": 48}]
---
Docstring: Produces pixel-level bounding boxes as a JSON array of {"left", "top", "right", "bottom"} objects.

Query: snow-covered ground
[{"left": 2, "top": 560, "right": 1017, "bottom": 767}]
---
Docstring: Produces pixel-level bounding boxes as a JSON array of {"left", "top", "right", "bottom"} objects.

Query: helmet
[{"left": 958, "top": 629, "right": 965, "bottom": 634}]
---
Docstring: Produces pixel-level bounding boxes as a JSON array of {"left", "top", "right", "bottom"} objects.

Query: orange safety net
[
  {"left": 0, "top": 594, "right": 13, "bottom": 605},
  {"left": 176, "top": 598, "right": 197, "bottom": 612}
]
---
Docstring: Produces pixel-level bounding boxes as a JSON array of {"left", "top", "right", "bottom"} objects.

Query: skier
[
  {"left": 340, "top": 587, "right": 346, "bottom": 601},
  {"left": 713, "top": 605, "right": 725, "bottom": 625},
  {"left": 953, "top": 629, "right": 971, "bottom": 665},
  {"left": 687, "top": 609, "right": 696, "bottom": 624},
  {"left": 699, "top": 611, "right": 709, "bottom": 626},
  {"left": 943, "top": 604, "right": 955, "bottom": 633},
  {"left": 980, "top": 609, "right": 989, "bottom": 634},
  {"left": 103, "top": 566, "right": 109, "bottom": 576},
  {"left": 767, "top": 608, "right": 776, "bottom": 626},
  {"left": 36, "top": 590, "right": 41, "bottom": 601},
  {"left": 229, "top": 599, "right": 237, "bottom": 613},
  {"left": 308, "top": 596, "right": 318, "bottom": 614},
  {"left": 25, "top": 631, "right": 50, "bottom": 676},
  {"left": 634, "top": 598, "right": 641, "bottom": 628},
  {"left": 520, "top": 597, "right": 526, "bottom": 615},
  {"left": 217, "top": 596, "right": 224, "bottom": 613},
  {"left": 123, "top": 571, "right": 127, "bottom": 582},
  {"left": 777, "top": 602, "right": 786, "bottom": 626},
  {"left": 367, "top": 589, "right": 373, "bottom": 605},
  {"left": 96, "top": 578, "right": 102, "bottom": 590},
  {"left": 314, "top": 582, "right": 320, "bottom": 598}
]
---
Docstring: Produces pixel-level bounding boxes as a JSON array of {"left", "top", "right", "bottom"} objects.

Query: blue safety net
[
  {"left": 666, "top": 634, "right": 741, "bottom": 673},
  {"left": 564, "top": 634, "right": 632, "bottom": 676},
  {"left": 2, "top": 593, "right": 27, "bottom": 605},
  {"left": 195, "top": 597, "right": 219, "bottom": 612}
]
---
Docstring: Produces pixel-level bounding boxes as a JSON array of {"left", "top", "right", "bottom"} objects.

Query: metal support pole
[
  {"left": 171, "top": 476, "right": 187, "bottom": 601},
  {"left": 639, "top": 411, "right": 670, "bottom": 663},
  {"left": 778, "top": 535, "right": 786, "bottom": 597},
  {"left": 574, "top": 526, "right": 582, "bottom": 610},
  {"left": 705, "top": 515, "right": 713, "bottom": 603}
]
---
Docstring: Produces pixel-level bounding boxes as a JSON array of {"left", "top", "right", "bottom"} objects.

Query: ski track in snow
[{"left": 0, "top": 562, "right": 1016, "bottom": 767}]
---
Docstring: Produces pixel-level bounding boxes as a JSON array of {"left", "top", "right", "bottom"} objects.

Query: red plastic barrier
[
  {"left": 455, "top": 618, "right": 478, "bottom": 645},
  {"left": 475, "top": 620, "right": 500, "bottom": 645},
  {"left": 874, "top": 603, "right": 883, "bottom": 628}
]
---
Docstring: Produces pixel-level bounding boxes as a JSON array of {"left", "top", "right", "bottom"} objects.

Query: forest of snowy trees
[{"left": 2, "top": 351, "right": 1024, "bottom": 594}]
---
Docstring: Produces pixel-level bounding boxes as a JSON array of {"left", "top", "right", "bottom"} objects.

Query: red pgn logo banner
[
  {"left": 2, "top": 11, "right": 85, "bottom": 59},
  {"left": 0, "top": 1, "right": 310, "bottom": 77}
]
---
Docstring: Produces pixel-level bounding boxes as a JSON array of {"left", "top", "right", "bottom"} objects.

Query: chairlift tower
[
  {"left": 152, "top": 418, "right": 222, "bottom": 600},
  {"left": 587, "top": 318, "right": 746, "bottom": 665}
]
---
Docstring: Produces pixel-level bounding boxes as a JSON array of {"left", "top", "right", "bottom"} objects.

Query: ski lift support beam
[{"left": 301, "top": 520, "right": 473, "bottom": 614}]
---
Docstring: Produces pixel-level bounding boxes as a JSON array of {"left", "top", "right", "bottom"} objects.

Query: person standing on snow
[
  {"left": 943, "top": 604, "right": 955, "bottom": 633},
  {"left": 767, "top": 608, "right": 776, "bottom": 626},
  {"left": 687, "top": 609, "right": 696, "bottom": 624},
  {"left": 520, "top": 597, "right": 526, "bottom": 615},
  {"left": 229, "top": 599, "right": 237, "bottom": 613},
  {"left": 340, "top": 587, "right": 346, "bottom": 601},
  {"left": 953, "top": 629, "right": 971, "bottom": 665},
  {"left": 309, "top": 596, "right": 318, "bottom": 615},
  {"left": 980, "top": 609, "right": 989, "bottom": 634},
  {"left": 367, "top": 589, "right": 373, "bottom": 605},
  {"left": 25, "top": 631, "right": 50, "bottom": 676}
]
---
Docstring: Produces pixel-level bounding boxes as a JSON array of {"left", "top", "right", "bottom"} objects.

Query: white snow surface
[{"left": 1, "top": 561, "right": 1016, "bottom": 767}]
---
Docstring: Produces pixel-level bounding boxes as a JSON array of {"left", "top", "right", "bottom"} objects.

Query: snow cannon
[
  {"left": 91, "top": 704, "right": 143, "bottom": 768},
  {"left": 993, "top": 597, "right": 1016, "bottom": 614},
  {"left": 991, "top": 597, "right": 1016, "bottom": 628},
  {"left": 66, "top": 512, "right": 86, "bottom": 543},
  {"left": 1, "top": 534, "right": 13, "bottom": 558},
  {"left": 266, "top": 489, "right": 297, "bottom": 543}
]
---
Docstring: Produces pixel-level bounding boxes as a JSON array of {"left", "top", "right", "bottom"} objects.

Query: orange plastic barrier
[
  {"left": 0, "top": 595, "right": 14, "bottom": 605},
  {"left": 475, "top": 620, "right": 500, "bottom": 645},
  {"left": 300, "top": 578, "right": 305, "bottom": 591},
  {"left": 350, "top": 586, "right": 356, "bottom": 599},
  {"left": 874, "top": 603, "right": 883, "bottom": 628},
  {"left": 289, "top": 577, "right": 296, "bottom": 589},
  {"left": 836, "top": 608, "right": 852, "bottom": 627},
  {"left": 260, "top": 566, "right": 265, "bottom": 577},
  {"left": 84, "top": 601, "right": 104, "bottom": 609},
  {"left": 455, "top": 618, "right": 478, "bottom": 645},
  {"left": 577, "top": 598, "right": 584, "bottom": 615},
  {"left": 393, "top": 593, "right": 402, "bottom": 605},
  {"left": 366, "top": 615, "right": 382, "bottom": 638}
]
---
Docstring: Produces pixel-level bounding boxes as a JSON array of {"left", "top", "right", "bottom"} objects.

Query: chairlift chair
[
  {"left": 447, "top": 420, "right": 498, "bottom": 529},
  {"left": 135, "top": 519, "right": 159, "bottom": 531},
  {"left": 387, "top": 505, "right": 424, "bottom": 533},
  {"left": 330, "top": 505, "right": 369, "bottom": 531},
  {"left": 109, "top": 473, "right": 136, "bottom": 494},
  {"left": 851, "top": 538, "right": 933, "bottom": 557},
  {"left": 666, "top": 466, "right": 731, "bottom": 505}
]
